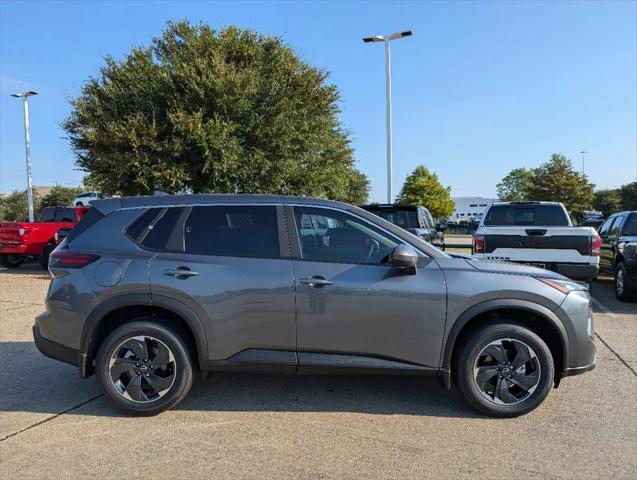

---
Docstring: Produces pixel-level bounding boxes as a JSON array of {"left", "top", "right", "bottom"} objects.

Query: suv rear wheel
[
  {"left": 454, "top": 322, "right": 554, "bottom": 417},
  {"left": 95, "top": 319, "right": 193, "bottom": 416}
]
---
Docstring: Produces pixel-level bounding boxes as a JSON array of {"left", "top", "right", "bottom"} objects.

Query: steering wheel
[{"left": 365, "top": 238, "right": 380, "bottom": 262}]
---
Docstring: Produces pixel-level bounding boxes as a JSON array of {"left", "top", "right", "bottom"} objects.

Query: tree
[
  {"left": 396, "top": 165, "right": 455, "bottom": 219},
  {"left": 496, "top": 168, "right": 533, "bottom": 201},
  {"left": 527, "top": 154, "right": 594, "bottom": 220},
  {"left": 0, "top": 189, "right": 41, "bottom": 222},
  {"left": 593, "top": 189, "right": 622, "bottom": 217},
  {"left": 346, "top": 169, "right": 370, "bottom": 205},
  {"left": 63, "top": 21, "right": 368, "bottom": 204},
  {"left": 620, "top": 182, "right": 637, "bottom": 211},
  {"left": 40, "top": 185, "right": 83, "bottom": 210}
]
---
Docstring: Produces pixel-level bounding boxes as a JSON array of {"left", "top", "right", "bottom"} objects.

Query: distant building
[{"left": 450, "top": 196, "right": 498, "bottom": 223}]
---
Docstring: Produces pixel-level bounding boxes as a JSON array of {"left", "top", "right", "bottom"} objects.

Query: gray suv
[{"left": 34, "top": 195, "right": 596, "bottom": 417}]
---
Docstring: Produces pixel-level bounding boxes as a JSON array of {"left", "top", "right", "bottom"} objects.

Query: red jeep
[{"left": 0, "top": 206, "right": 89, "bottom": 269}]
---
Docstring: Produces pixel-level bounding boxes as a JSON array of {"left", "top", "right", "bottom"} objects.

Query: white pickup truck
[{"left": 472, "top": 201, "right": 601, "bottom": 281}]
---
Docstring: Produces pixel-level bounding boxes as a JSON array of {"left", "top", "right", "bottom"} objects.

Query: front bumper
[{"left": 562, "top": 356, "right": 597, "bottom": 378}]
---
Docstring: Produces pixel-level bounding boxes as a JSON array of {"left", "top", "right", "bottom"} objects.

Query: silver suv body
[{"left": 34, "top": 195, "right": 596, "bottom": 417}]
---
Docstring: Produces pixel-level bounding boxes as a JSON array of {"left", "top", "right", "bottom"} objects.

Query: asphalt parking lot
[{"left": 1, "top": 263, "right": 635, "bottom": 479}]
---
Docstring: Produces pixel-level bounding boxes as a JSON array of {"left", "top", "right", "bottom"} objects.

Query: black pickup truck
[{"left": 598, "top": 211, "right": 637, "bottom": 301}]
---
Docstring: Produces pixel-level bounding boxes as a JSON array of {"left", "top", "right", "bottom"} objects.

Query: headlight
[{"left": 537, "top": 278, "right": 589, "bottom": 294}]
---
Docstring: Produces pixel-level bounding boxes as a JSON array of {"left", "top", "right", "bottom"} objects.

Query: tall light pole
[
  {"left": 363, "top": 30, "right": 412, "bottom": 204},
  {"left": 11, "top": 90, "right": 39, "bottom": 222},
  {"left": 580, "top": 150, "right": 586, "bottom": 177}
]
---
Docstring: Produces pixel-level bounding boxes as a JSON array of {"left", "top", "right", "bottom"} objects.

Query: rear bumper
[
  {"left": 0, "top": 244, "right": 28, "bottom": 254},
  {"left": 33, "top": 323, "right": 78, "bottom": 367},
  {"left": 33, "top": 314, "right": 91, "bottom": 377},
  {"left": 551, "top": 263, "right": 599, "bottom": 281}
]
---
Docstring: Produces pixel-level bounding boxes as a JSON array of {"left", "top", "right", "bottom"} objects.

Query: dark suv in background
[
  {"left": 361, "top": 204, "right": 445, "bottom": 247},
  {"left": 598, "top": 211, "right": 637, "bottom": 301},
  {"left": 34, "top": 195, "right": 595, "bottom": 417}
]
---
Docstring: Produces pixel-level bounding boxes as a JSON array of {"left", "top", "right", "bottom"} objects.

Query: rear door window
[
  {"left": 54, "top": 209, "right": 78, "bottom": 222},
  {"left": 623, "top": 213, "right": 637, "bottom": 235},
  {"left": 184, "top": 206, "right": 279, "bottom": 259},
  {"left": 484, "top": 205, "right": 568, "bottom": 226}
]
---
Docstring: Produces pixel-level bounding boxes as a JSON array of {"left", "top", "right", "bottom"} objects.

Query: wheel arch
[
  {"left": 441, "top": 299, "right": 568, "bottom": 389},
  {"left": 80, "top": 293, "right": 208, "bottom": 377}
]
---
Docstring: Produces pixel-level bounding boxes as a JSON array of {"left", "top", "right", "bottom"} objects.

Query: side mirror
[{"left": 390, "top": 245, "right": 418, "bottom": 275}]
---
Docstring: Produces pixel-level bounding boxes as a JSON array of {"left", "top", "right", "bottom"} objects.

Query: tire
[
  {"left": 95, "top": 319, "right": 193, "bottom": 416},
  {"left": 615, "top": 262, "right": 636, "bottom": 302},
  {"left": 453, "top": 322, "right": 554, "bottom": 417},
  {"left": 40, "top": 244, "right": 55, "bottom": 269},
  {"left": 75, "top": 202, "right": 84, "bottom": 206},
  {"left": 0, "top": 253, "right": 25, "bottom": 268}
]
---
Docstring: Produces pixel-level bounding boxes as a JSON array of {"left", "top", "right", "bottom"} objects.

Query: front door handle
[
  {"left": 165, "top": 267, "right": 199, "bottom": 278},
  {"left": 300, "top": 276, "right": 334, "bottom": 287}
]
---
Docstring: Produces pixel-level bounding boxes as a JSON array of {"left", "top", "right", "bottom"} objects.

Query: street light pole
[
  {"left": 580, "top": 150, "right": 586, "bottom": 177},
  {"left": 363, "top": 30, "right": 412, "bottom": 204},
  {"left": 11, "top": 90, "right": 39, "bottom": 223},
  {"left": 384, "top": 39, "right": 393, "bottom": 205}
]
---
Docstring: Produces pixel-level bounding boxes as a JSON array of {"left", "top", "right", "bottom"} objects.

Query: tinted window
[
  {"left": 366, "top": 208, "right": 419, "bottom": 228},
  {"left": 623, "top": 213, "right": 637, "bottom": 235},
  {"left": 66, "top": 208, "right": 105, "bottom": 243},
  {"left": 484, "top": 205, "right": 568, "bottom": 226},
  {"left": 142, "top": 208, "right": 185, "bottom": 251},
  {"left": 184, "top": 206, "right": 279, "bottom": 258},
  {"left": 294, "top": 207, "right": 399, "bottom": 265},
  {"left": 125, "top": 208, "right": 162, "bottom": 242},
  {"left": 40, "top": 209, "right": 55, "bottom": 222},
  {"left": 608, "top": 215, "right": 626, "bottom": 236},
  {"left": 54, "top": 209, "right": 78, "bottom": 222}
]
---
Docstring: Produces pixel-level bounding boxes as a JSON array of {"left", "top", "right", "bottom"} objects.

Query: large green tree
[
  {"left": 593, "top": 189, "right": 622, "bottom": 217},
  {"left": 497, "top": 154, "right": 594, "bottom": 220},
  {"left": 0, "top": 189, "right": 41, "bottom": 222},
  {"left": 496, "top": 168, "right": 533, "bottom": 201},
  {"left": 527, "top": 154, "right": 594, "bottom": 220},
  {"left": 620, "top": 182, "right": 637, "bottom": 210},
  {"left": 396, "top": 165, "right": 455, "bottom": 219},
  {"left": 63, "top": 21, "right": 368, "bottom": 203}
]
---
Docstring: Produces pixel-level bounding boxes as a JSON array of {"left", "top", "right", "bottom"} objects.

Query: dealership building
[{"left": 449, "top": 197, "right": 499, "bottom": 223}]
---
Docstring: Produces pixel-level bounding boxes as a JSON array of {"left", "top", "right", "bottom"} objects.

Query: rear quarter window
[{"left": 65, "top": 208, "right": 105, "bottom": 243}]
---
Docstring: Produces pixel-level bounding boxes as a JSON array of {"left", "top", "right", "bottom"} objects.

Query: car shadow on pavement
[
  {"left": 0, "top": 341, "right": 479, "bottom": 420},
  {"left": 590, "top": 277, "right": 637, "bottom": 315},
  {"left": 0, "top": 260, "right": 49, "bottom": 278}
]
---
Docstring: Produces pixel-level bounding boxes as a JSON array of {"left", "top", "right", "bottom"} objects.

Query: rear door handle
[
  {"left": 165, "top": 267, "right": 199, "bottom": 278},
  {"left": 300, "top": 276, "right": 334, "bottom": 287}
]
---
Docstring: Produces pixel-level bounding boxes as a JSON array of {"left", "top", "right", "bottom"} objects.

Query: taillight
[
  {"left": 474, "top": 234, "right": 485, "bottom": 253},
  {"left": 591, "top": 235, "right": 601, "bottom": 257},
  {"left": 49, "top": 251, "right": 100, "bottom": 268},
  {"left": 18, "top": 227, "right": 32, "bottom": 236}
]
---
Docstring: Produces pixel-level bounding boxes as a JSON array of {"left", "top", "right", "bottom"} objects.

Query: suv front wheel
[
  {"left": 95, "top": 319, "right": 193, "bottom": 416},
  {"left": 454, "top": 322, "right": 554, "bottom": 417}
]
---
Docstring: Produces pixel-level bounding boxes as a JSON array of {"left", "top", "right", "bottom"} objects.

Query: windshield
[{"left": 370, "top": 209, "right": 419, "bottom": 228}]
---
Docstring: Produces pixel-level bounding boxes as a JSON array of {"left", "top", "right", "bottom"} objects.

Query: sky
[{"left": 1, "top": 0, "right": 635, "bottom": 203}]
